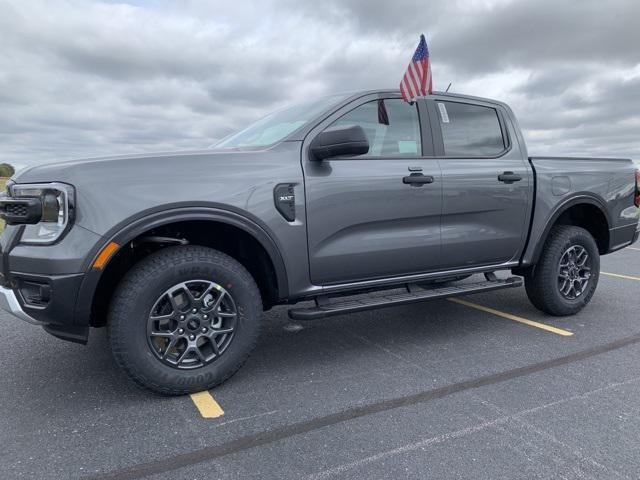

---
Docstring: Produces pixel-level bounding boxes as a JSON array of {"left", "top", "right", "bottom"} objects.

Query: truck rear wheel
[
  {"left": 524, "top": 225, "right": 600, "bottom": 316},
  {"left": 108, "top": 246, "right": 262, "bottom": 395}
]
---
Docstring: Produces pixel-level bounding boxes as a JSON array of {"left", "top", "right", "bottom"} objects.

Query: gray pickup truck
[{"left": 1, "top": 90, "right": 639, "bottom": 394}]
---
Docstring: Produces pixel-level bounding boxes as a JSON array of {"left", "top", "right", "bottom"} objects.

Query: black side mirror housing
[{"left": 310, "top": 125, "right": 369, "bottom": 161}]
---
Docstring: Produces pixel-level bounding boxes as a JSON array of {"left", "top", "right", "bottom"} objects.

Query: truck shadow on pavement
[{"left": 6, "top": 298, "right": 529, "bottom": 413}]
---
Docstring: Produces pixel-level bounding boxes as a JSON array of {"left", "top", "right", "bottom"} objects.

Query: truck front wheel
[
  {"left": 524, "top": 225, "right": 600, "bottom": 316},
  {"left": 108, "top": 246, "right": 262, "bottom": 395}
]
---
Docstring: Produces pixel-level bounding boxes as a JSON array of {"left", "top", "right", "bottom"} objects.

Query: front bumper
[
  {"left": 0, "top": 224, "right": 100, "bottom": 343},
  {"left": 0, "top": 285, "right": 45, "bottom": 325},
  {"left": 0, "top": 271, "right": 90, "bottom": 344}
]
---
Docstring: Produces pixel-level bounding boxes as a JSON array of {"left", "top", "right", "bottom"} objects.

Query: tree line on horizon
[{"left": 0, "top": 163, "right": 15, "bottom": 178}]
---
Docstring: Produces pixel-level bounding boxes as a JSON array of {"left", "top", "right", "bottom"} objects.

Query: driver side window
[{"left": 330, "top": 99, "right": 421, "bottom": 157}]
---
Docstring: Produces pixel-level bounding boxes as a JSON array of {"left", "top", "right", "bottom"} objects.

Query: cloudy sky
[{"left": 1, "top": 0, "right": 638, "bottom": 169}]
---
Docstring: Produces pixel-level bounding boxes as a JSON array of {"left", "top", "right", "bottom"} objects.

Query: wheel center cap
[{"left": 187, "top": 318, "right": 201, "bottom": 331}]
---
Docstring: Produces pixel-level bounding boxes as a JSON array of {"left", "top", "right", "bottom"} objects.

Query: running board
[{"left": 288, "top": 275, "right": 522, "bottom": 321}]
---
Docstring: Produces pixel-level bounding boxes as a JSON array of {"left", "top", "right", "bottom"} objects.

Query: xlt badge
[{"left": 274, "top": 184, "right": 296, "bottom": 222}]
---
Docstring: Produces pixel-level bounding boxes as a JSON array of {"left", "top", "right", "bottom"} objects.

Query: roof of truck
[{"left": 348, "top": 89, "right": 510, "bottom": 109}]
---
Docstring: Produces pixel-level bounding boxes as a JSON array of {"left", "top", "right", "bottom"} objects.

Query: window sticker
[
  {"left": 398, "top": 141, "right": 418, "bottom": 155},
  {"left": 437, "top": 102, "right": 450, "bottom": 123}
]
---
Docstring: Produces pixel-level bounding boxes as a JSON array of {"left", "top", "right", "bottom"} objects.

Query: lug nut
[
  {"left": 179, "top": 315, "right": 185, "bottom": 320},
  {"left": 192, "top": 308, "right": 197, "bottom": 313},
  {"left": 189, "top": 334, "right": 195, "bottom": 341},
  {"left": 178, "top": 328, "right": 184, "bottom": 334},
  {"left": 201, "top": 327, "right": 207, "bottom": 333},
  {"left": 203, "top": 314, "right": 208, "bottom": 319}
]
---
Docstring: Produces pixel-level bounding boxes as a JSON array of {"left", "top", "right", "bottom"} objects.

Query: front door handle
[
  {"left": 403, "top": 174, "right": 434, "bottom": 186},
  {"left": 498, "top": 171, "right": 522, "bottom": 184}
]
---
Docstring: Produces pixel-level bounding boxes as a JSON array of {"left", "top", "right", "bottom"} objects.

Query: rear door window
[{"left": 437, "top": 101, "right": 505, "bottom": 157}]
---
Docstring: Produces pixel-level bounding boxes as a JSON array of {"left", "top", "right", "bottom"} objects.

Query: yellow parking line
[
  {"left": 190, "top": 391, "right": 225, "bottom": 418},
  {"left": 448, "top": 298, "right": 573, "bottom": 337},
  {"left": 602, "top": 272, "right": 640, "bottom": 281}
]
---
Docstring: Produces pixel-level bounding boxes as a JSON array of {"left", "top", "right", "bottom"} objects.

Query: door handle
[
  {"left": 403, "top": 174, "right": 434, "bottom": 185},
  {"left": 498, "top": 171, "right": 522, "bottom": 184}
]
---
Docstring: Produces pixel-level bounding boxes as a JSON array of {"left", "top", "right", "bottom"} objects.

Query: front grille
[{"left": 4, "top": 204, "right": 28, "bottom": 216}]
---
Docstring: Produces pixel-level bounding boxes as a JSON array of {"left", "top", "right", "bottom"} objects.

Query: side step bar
[{"left": 288, "top": 275, "right": 523, "bottom": 321}]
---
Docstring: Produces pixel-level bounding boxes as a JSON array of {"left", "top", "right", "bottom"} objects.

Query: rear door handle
[
  {"left": 403, "top": 174, "right": 434, "bottom": 185},
  {"left": 498, "top": 171, "right": 522, "bottom": 184}
]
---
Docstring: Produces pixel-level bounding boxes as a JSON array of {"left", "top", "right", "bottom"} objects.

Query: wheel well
[
  {"left": 90, "top": 220, "right": 281, "bottom": 327},
  {"left": 553, "top": 203, "right": 609, "bottom": 254}
]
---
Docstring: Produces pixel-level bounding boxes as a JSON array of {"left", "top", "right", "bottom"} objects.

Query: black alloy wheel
[{"left": 147, "top": 280, "right": 238, "bottom": 369}]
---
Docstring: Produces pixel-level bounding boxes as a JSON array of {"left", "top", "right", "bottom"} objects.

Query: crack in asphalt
[
  {"left": 307, "top": 378, "right": 640, "bottom": 480},
  {"left": 85, "top": 332, "right": 640, "bottom": 480}
]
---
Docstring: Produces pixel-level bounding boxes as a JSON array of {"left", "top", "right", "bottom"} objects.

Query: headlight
[{"left": 9, "top": 182, "right": 75, "bottom": 244}]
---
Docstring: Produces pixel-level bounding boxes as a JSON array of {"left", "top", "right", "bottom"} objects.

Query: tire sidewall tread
[
  {"left": 108, "top": 246, "right": 262, "bottom": 395},
  {"left": 525, "top": 225, "right": 600, "bottom": 316}
]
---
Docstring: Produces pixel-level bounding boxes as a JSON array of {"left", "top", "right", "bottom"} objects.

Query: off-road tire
[
  {"left": 524, "top": 225, "right": 600, "bottom": 316},
  {"left": 108, "top": 246, "right": 262, "bottom": 395}
]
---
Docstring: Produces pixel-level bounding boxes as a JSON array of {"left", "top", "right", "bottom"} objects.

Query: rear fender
[{"left": 526, "top": 194, "right": 610, "bottom": 265}]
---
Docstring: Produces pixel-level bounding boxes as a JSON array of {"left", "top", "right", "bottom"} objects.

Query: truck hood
[
  {"left": 13, "top": 148, "right": 252, "bottom": 184},
  {"left": 10, "top": 141, "right": 302, "bottom": 235}
]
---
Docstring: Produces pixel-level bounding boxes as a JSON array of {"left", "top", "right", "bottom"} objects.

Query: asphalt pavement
[{"left": 2, "top": 246, "right": 640, "bottom": 479}]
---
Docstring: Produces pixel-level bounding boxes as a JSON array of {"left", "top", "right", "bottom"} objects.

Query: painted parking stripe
[
  {"left": 448, "top": 298, "right": 574, "bottom": 336},
  {"left": 190, "top": 391, "right": 225, "bottom": 418},
  {"left": 602, "top": 272, "right": 640, "bottom": 281},
  {"left": 627, "top": 247, "right": 640, "bottom": 252}
]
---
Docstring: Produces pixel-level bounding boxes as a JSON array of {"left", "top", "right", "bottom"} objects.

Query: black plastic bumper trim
[
  {"left": 12, "top": 271, "right": 85, "bottom": 326},
  {"left": 42, "top": 324, "right": 89, "bottom": 345}
]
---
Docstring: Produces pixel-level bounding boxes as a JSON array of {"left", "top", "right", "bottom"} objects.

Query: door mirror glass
[{"left": 310, "top": 124, "right": 370, "bottom": 161}]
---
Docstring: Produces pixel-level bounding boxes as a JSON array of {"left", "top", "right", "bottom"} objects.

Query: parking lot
[{"left": 1, "top": 246, "right": 639, "bottom": 479}]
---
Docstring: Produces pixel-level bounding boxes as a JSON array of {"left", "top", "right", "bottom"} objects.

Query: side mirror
[{"left": 310, "top": 125, "right": 369, "bottom": 161}]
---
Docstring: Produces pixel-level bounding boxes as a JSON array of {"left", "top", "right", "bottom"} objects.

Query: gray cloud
[{"left": 0, "top": 0, "right": 638, "bottom": 170}]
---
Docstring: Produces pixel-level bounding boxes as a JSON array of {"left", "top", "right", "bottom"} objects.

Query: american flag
[{"left": 400, "top": 34, "right": 432, "bottom": 102}]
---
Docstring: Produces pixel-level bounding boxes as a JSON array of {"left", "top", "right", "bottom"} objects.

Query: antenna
[{"left": 445, "top": 82, "right": 452, "bottom": 93}]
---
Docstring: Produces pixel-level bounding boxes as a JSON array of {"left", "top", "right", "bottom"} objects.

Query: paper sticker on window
[
  {"left": 398, "top": 141, "right": 418, "bottom": 155},
  {"left": 437, "top": 103, "right": 450, "bottom": 123}
]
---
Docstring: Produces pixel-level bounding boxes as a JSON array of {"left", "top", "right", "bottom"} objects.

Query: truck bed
[{"left": 529, "top": 156, "right": 632, "bottom": 162}]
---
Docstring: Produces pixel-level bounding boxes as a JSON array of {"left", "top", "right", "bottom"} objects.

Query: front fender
[{"left": 73, "top": 204, "right": 289, "bottom": 325}]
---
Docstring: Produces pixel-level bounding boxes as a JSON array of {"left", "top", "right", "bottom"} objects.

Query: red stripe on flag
[
  {"left": 407, "top": 65, "right": 421, "bottom": 98},
  {"left": 402, "top": 75, "right": 415, "bottom": 100},
  {"left": 419, "top": 59, "right": 428, "bottom": 94},
  {"left": 415, "top": 62, "right": 425, "bottom": 95},
  {"left": 400, "top": 81, "right": 408, "bottom": 101},
  {"left": 415, "top": 60, "right": 424, "bottom": 77}
]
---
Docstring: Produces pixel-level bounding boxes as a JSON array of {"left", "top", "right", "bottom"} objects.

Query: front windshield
[{"left": 213, "top": 93, "right": 349, "bottom": 149}]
